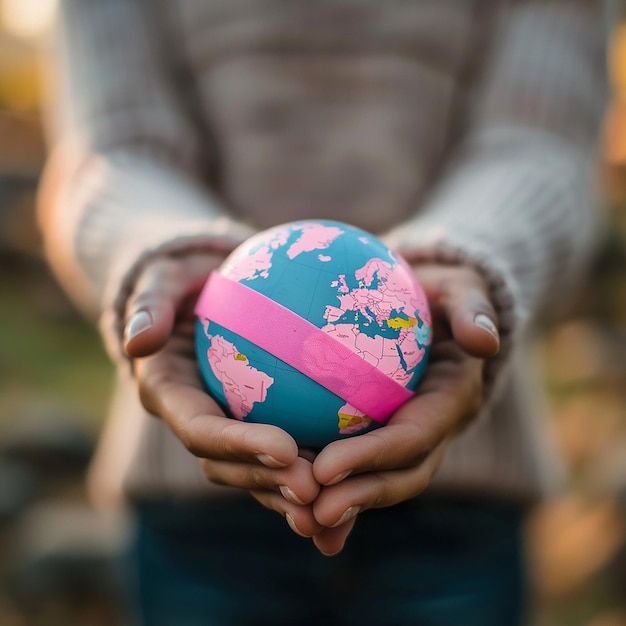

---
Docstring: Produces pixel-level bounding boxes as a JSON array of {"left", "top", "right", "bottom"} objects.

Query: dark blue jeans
[{"left": 127, "top": 495, "right": 528, "bottom": 626}]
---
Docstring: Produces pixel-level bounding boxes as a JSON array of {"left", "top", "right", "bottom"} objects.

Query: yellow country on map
[
  {"left": 234, "top": 353, "right": 247, "bottom": 361},
  {"left": 386, "top": 316, "right": 417, "bottom": 330},
  {"left": 338, "top": 412, "right": 369, "bottom": 430}
]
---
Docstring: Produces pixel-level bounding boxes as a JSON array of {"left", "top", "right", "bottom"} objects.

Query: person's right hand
[{"left": 123, "top": 252, "right": 323, "bottom": 538}]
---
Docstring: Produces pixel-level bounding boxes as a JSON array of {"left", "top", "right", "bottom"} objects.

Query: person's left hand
[
  {"left": 124, "top": 252, "right": 324, "bottom": 538},
  {"left": 307, "top": 263, "right": 502, "bottom": 555}
]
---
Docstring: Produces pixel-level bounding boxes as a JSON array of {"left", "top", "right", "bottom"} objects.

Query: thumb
[
  {"left": 416, "top": 264, "right": 500, "bottom": 359},
  {"left": 124, "top": 300, "right": 175, "bottom": 359},
  {"left": 124, "top": 253, "right": 223, "bottom": 358},
  {"left": 450, "top": 296, "right": 500, "bottom": 359}
]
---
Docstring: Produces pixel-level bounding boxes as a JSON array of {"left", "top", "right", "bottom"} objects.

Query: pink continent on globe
[
  {"left": 286, "top": 223, "right": 344, "bottom": 259},
  {"left": 203, "top": 323, "right": 274, "bottom": 420}
]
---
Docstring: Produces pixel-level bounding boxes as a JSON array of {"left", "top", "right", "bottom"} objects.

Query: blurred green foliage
[{"left": 0, "top": 262, "right": 113, "bottom": 430}]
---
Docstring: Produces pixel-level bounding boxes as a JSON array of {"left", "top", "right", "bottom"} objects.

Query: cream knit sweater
[{"left": 39, "top": 0, "right": 609, "bottom": 505}]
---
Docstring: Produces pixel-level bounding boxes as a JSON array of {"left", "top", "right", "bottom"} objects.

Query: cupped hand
[
  {"left": 123, "top": 253, "right": 323, "bottom": 537},
  {"left": 309, "top": 264, "right": 501, "bottom": 555}
]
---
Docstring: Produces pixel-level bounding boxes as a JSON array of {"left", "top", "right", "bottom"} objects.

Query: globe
[{"left": 194, "top": 220, "right": 432, "bottom": 449}]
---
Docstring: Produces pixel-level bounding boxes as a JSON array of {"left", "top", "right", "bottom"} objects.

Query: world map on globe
[{"left": 195, "top": 220, "right": 432, "bottom": 448}]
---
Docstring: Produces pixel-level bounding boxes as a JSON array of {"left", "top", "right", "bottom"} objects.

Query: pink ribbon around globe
[{"left": 195, "top": 271, "right": 415, "bottom": 424}]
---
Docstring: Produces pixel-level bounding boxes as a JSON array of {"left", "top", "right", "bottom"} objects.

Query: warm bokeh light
[
  {"left": 610, "top": 24, "right": 626, "bottom": 94},
  {"left": 0, "top": 0, "right": 57, "bottom": 40}
]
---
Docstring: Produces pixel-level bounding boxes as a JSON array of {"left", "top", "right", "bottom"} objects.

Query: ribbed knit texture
[{"left": 38, "top": 0, "right": 608, "bottom": 505}]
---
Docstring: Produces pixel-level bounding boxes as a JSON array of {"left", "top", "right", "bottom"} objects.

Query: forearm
[
  {"left": 38, "top": 144, "right": 253, "bottom": 312},
  {"left": 38, "top": 0, "right": 256, "bottom": 350},
  {"left": 385, "top": 0, "right": 608, "bottom": 400},
  {"left": 387, "top": 126, "right": 603, "bottom": 319}
]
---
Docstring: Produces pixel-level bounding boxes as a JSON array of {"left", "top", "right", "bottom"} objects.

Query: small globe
[{"left": 194, "top": 220, "right": 432, "bottom": 448}]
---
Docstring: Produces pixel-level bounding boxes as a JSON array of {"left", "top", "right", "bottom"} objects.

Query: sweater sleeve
[
  {"left": 37, "top": 0, "right": 255, "bottom": 332},
  {"left": 383, "top": 0, "right": 609, "bottom": 399}
]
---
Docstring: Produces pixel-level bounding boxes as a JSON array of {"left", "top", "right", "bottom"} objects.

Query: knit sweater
[{"left": 39, "top": 0, "right": 608, "bottom": 505}]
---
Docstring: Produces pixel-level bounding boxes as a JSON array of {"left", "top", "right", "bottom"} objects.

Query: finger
[
  {"left": 312, "top": 518, "right": 357, "bottom": 556},
  {"left": 250, "top": 490, "right": 324, "bottom": 538},
  {"left": 200, "top": 456, "right": 320, "bottom": 504},
  {"left": 124, "top": 253, "right": 223, "bottom": 358},
  {"left": 313, "top": 347, "right": 481, "bottom": 485},
  {"left": 136, "top": 348, "right": 299, "bottom": 467},
  {"left": 313, "top": 442, "right": 447, "bottom": 529},
  {"left": 416, "top": 265, "right": 500, "bottom": 358}
]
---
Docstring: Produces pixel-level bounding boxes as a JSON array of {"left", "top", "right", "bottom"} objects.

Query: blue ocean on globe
[{"left": 195, "top": 220, "right": 432, "bottom": 449}]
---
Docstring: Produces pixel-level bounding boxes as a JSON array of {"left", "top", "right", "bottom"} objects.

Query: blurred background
[
  {"left": 0, "top": 1, "right": 625, "bottom": 624},
  {"left": 0, "top": 1, "right": 126, "bottom": 624}
]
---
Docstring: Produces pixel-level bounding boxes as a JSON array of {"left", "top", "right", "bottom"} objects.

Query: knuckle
[
  {"left": 413, "top": 467, "right": 432, "bottom": 494},
  {"left": 367, "top": 432, "right": 395, "bottom": 469},
  {"left": 372, "top": 477, "right": 390, "bottom": 508},
  {"left": 248, "top": 465, "right": 269, "bottom": 489},
  {"left": 182, "top": 434, "right": 202, "bottom": 457},
  {"left": 404, "top": 419, "right": 438, "bottom": 457},
  {"left": 180, "top": 414, "right": 210, "bottom": 457},
  {"left": 200, "top": 460, "right": 226, "bottom": 485},
  {"left": 212, "top": 422, "right": 241, "bottom": 458},
  {"left": 127, "top": 289, "right": 170, "bottom": 318},
  {"left": 178, "top": 425, "right": 200, "bottom": 456},
  {"left": 410, "top": 475, "right": 430, "bottom": 500},
  {"left": 127, "top": 292, "right": 155, "bottom": 314}
]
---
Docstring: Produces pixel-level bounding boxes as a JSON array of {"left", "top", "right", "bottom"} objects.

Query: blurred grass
[{"left": 0, "top": 261, "right": 114, "bottom": 431}]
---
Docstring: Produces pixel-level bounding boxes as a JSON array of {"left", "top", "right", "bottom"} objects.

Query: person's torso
[{"left": 155, "top": 0, "right": 501, "bottom": 233}]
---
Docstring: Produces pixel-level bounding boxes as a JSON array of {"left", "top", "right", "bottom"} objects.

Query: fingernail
[
  {"left": 125, "top": 310, "right": 153, "bottom": 342},
  {"left": 325, "top": 470, "right": 352, "bottom": 486},
  {"left": 279, "top": 486, "right": 306, "bottom": 506},
  {"left": 331, "top": 506, "right": 360, "bottom": 528},
  {"left": 474, "top": 313, "right": 498, "bottom": 339},
  {"left": 316, "top": 541, "right": 342, "bottom": 557},
  {"left": 256, "top": 454, "right": 285, "bottom": 468},
  {"left": 285, "top": 513, "right": 309, "bottom": 537}
]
